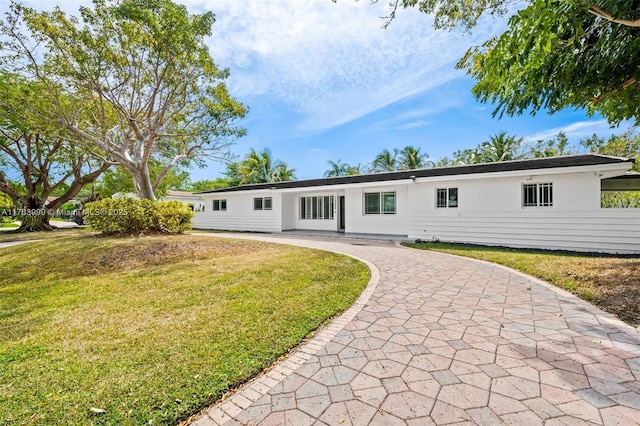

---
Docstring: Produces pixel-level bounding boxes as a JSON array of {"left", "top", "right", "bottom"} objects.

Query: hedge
[{"left": 84, "top": 198, "right": 193, "bottom": 234}]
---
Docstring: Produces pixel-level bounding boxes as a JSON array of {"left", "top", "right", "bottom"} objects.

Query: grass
[
  {"left": 0, "top": 234, "right": 370, "bottom": 425},
  {"left": 0, "top": 226, "right": 95, "bottom": 243},
  {"left": 0, "top": 222, "right": 18, "bottom": 228},
  {"left": 404, "top": 242, "right": 640, "bottom": 327}
]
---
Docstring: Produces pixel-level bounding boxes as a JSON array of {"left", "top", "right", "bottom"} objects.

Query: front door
[{"left": 338, "top": 196, "right": 345, "bottom": 232}]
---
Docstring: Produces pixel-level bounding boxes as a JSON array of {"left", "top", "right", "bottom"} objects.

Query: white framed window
[
  {"left": 212, "top": 199, "right": 227, "bottom": 211},
  {"left": 523, "top": 182, "right": 553, "bottom": 207},
  {"left": 300, "top": 196, "right": 334, "bottom": 220},
  {"left": 254, "top": 197, "right": 272, "bottom": 210},
  {"left": 436, "top": 188, "right": 458, "bottom": 208},
  {"left": 364, "top": 191, "right": 396, "bottom": 215}
]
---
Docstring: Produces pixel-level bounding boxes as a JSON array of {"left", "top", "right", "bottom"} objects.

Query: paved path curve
[{"left": 192, "top": 233, "right": 640, "bottom": 426}]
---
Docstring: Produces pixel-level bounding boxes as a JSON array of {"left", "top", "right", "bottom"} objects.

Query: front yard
[{"left": 0, "top": 235, "right": 370, "bottom": 425}]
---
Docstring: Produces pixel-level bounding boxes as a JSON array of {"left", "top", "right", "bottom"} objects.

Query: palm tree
[
  {"left": 237, "top": 148, "right": 295, "bottom": 184},
  {"left": 371, "top": 148, "right": 398, "bottom": 172},
  {"left": 479, "top": 132, "right": 523, "bottom": 162},
  {"left": 271, "top": 163, "right": 296, "bottom": 182},
  {"left": 398, "top": 145, "right": 433, "bottom": 170},
  {"left": 344, "top": 163, "right": 366, "bottom": 176},
  {"left": 325, "top": 160, "right": 347, "bottom": 177}
]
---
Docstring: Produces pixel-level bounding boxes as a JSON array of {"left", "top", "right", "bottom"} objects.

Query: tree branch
[
  {"left": 591, "top": 75, "right": 637, "bottom": 103},
  {"left": 588, "top": 4, "right": 640, "bottom": 27}
]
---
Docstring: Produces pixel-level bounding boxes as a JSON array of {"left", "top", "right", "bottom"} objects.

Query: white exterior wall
[
  {"left": 408, "top": 168, "right": 640, "bottom": 254},
  {"left": 191, "top": 161, "right": 638, "bottom": 253},
  {"left": 193, "top": 191, "right": 282, "bottom": 232},
  {"left": 344, "top": 185, "right": 409, "bottom": 236}
]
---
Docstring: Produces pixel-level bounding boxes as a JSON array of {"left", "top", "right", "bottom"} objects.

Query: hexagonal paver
[
  {"left": 188, "top": 233, "right": 640, "bottom": 426},
  {"left": 438, "top": 383, "right": 490, "bottom": 409},
  {"left": 381, "top": 391, "right": 434, "bottom": 419}
]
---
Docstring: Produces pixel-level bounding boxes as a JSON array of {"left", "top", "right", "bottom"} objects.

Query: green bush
[
  {"left": 601, "top": 191, "right": 640, "bottom": 208},
  {"left": 84, "top": 198, "right": 194, "bottom": 234}
]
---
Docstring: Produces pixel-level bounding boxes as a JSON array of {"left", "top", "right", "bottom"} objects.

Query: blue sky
[{"left": 8, "top": 0, "right": 634, "bottom": 181}]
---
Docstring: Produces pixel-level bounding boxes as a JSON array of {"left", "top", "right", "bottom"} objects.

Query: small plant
[{"left": 84, "top": 198, "right": 193, "bottom": 235}]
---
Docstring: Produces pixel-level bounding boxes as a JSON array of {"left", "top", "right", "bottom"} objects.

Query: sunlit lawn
[
  {"left": 0, "top": 235, "right": 370, "bottom": 425},
  {"left": 404, "top": 242, "right": 640, "bottom": 327}
]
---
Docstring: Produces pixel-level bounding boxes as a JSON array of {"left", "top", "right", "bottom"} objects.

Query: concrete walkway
[{"left": 192, "top": 233, "right": 640, "bottom": 426}]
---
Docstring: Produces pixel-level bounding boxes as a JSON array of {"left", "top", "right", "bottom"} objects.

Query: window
[
  {"left": 300, "top": 196, "right": 334, "bottom": 220},
  {"left": 254, "top": 197, "right": 272, "bottom": 210},
  {"left": 364, "top": 192, "right": 396, "bottom": 215},
  {"left": 523, "top": 182, "right": 553, "bottom": 207},
  {"left": 212, "top": 199, "right": 227, "bottom": 211},
  {"left": 436, "top": 188, "right": 458, "bottom": 208}
]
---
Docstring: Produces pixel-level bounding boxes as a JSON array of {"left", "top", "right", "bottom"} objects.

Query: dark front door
[{"left": 338, "top": 196, "right": 345, "bottom": 232}]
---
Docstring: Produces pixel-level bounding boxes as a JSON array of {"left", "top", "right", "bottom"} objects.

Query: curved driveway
[{"left": 192, "top": 233, "right": 640, "bottom": 426}]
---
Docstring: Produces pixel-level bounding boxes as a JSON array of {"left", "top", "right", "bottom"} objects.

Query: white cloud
[
  {"left": 205, "top": 0, "right": 505, "bottom": 133},
  {"left": 524, "top": 120, "right": 615, "bottom": 142},
  {"left": 7, "top": 0, "right": 507, "bottom": 134},
  {"left": 397, "top": 120, "right": 430, "bottom": 130}
]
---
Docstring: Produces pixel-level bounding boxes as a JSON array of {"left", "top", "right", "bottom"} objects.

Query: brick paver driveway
[{"left": 192, "top": 234, "right": 640, "bottom": 426}]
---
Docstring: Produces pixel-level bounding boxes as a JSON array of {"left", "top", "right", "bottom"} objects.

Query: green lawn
[
  {"left": 404, "top": 242, "right": 640, "bottom": 327},
  {"left": 0, "top": 227, "right": 95, "bottom": 243},
  {"left": 0, "top": 235, "right": 370, "bottom": 425}
]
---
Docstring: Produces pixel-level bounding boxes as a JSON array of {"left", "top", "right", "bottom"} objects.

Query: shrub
[
  {"left": 601, "top": 191, "right": 640, "bottom": 208},
  {"left": 84, "top": 198, "right": 194, "bottom": 235}
]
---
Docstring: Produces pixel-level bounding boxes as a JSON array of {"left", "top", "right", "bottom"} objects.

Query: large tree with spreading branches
[
  {"left": 1, "top": 0, "right": 247, "bottom": 200},
  {"left": 361, "top": 0, "right": 640, "bottom": 125},
  {"left": 0, "top": 72, "right": 109, "bottom": 232}
]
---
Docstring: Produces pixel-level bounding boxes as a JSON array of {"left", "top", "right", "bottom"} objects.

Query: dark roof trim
[
  {"left": 197, "top": 154, "right": 634, "bottom": 194},
  {"left": 602, "top": 172, "right": 640, "bottom": 181}
]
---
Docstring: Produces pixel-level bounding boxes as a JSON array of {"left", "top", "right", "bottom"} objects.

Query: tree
[
  {"left": 227, "top": 148, "right": 296, "bottom": 185},
  {"left": 450, "top": 148, "right": 482, "bottom": 165},
  {"left": 0, "top": 192, "right": 13, "bottom": 212},
  {"left": 185, "top": 178, "right": 230, "bottom": 192},
  {"left": 222, "top": 162, "right": 242, "bottom": 187},
  {"left": 94, "top": 162, "right": 191, "bottom": 198},
  {"left": 325, "top": 160, "right": 348, "bottom": 177},
  {"left": 371, "top": 0, "right": 514, "bottom": 30},
  {"left": 397, "top": 145, "right": 432, "bottom": 170},
  {"left": 478, "top": 132, "right": 523, "bottom": 162},
  {"left": 580, "top": 129, "right": 640, "bottom": 171},
  {"left": 457, "top": 1, "right": 640, "bottom": 125},
  {"left": 528, "top": 132, "right": 576, "bottom": 158},
  {"left": 371, "top": 148, "right": 399, "bottom": 172},
  {"left": 0, "top": 72, "right": 109, "bottom": 232},
  {"left": 324, "top": 160, "right": 367, "bottom": 176},
  {"left": 377, "top": 1, "right": 640, "bottom": 33},
  {"left": 344, "top": 163, "right": 367, "bottom": 175},
  {"left": 364, "top": 1, "right": 640, "bottom": 125},
  {"left": 1, "top": 0, "right": 247, "bottom": 200}
]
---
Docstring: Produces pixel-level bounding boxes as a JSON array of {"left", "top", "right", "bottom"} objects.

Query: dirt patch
[
  {"left": 35, "top": 236, "right": 273, "bottom": 278},
  {"left": 578, "top": 259, "right": 640, "bottom": 327}
]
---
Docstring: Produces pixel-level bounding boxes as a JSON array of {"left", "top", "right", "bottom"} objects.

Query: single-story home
[{"left": 194, "top": 154, "right": 640, "bottom": 254}]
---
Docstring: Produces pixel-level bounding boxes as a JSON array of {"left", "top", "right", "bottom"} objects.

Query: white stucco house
[{"left": 194, "top": 154, "right": 640, "bottom": 254}]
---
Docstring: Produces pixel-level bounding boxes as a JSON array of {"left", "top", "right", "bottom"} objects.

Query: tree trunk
[
  {"left": 14, "top": 212, "right": 57, "bottom": 232},
  {"left": 131, "top": 167, "right": 157, "bottom": 200},
  {"left": 11, "top": 196, "right": 57, "bottom": 233}
]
